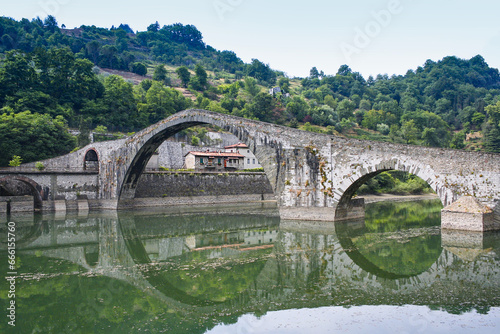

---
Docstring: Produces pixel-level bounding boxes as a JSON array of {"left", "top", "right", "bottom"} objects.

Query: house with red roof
[{"left": 183, "top": 150, "right": 245, "bottom": 171}]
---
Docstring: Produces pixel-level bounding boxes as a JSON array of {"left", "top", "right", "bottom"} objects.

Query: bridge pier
[{"left": 441, "top": 196, "right": 499, "bottom": 231}]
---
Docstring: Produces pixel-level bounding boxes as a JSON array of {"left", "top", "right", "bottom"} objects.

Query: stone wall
[{"left": 135, "top": 171, "right": 274, "bottom": 198}]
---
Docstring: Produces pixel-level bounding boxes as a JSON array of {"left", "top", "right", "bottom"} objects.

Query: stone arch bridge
[{"left": 2, "top": 109, "right": 500, "bottom": 225}]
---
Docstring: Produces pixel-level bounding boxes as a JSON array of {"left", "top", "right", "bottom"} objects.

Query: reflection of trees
[
  {"left": 335, "top": 199, "right": 443, "bottom": 277},
  {"left": 152, "top": 248, "right": 272, "bottom": 302},
  {"left": 0, "top": 254, "right": 213, "bottom": 334},
  {"left": 364, "top": 199, "right": 443, "bottom": 232}
]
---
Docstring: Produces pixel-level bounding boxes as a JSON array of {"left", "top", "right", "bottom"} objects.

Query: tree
[
  {"left": 278, "top": 76, "right": 290, "bottom": 93},
  {"left": 483, "top": 124, "right": 500, "bottom": 152},
  {"left": 471, "top": 112, "right": 486, "bottom": 127},
  {"left": 401, "top": 120, "right": 419, "bottom": 144},
  {"left": 245, "top": 92, "right": 276, "bottom": 122},
  {"left": 153, "top": 64, "right": 167, "bottom": 82},
  {"left": 286, "top": 96, "right": 309, "bottom": 122},
  {"left": 43, "top": 15, "right": 58, "bottom": 32},
  {"left": 85, "top": 40, "right": 101, "bottom": 64},
  {"left": 189, "top": 64, "right": 208, "bottom": 91},
  {"left": 309, "top": 67, "right": 320, "bottom": 79},
  {"left": 483, "top": 101, "right": 500, "bottom": 152},
  {"left": 137, "top": 81, "right": 192, "bottom": 124},
  {"left": 450, "top": 130, "right": 466, "bottom": 149},
  {"left": 162, "top": 23, "right": 205, "bottom": 49},
  {"left": 0, "top": 50, "right": 37, "bottom": 103},
  {"left": 118, "top": 23, "right": 134, "bottom": 34},
  {"left": 337, "top": 99, "right": 356, "bottom": 120},
  {"left": 246, "top": 59, "right": 276, "bottom": 85},
  {"left": 96, "top": 75, "right": 138, "bottom": 130},
  {"left": 243, "top": 77, "right": 260, "bottom": 97},
  {"left": 191, "top": 135, "right": 200, "bottom": 146},
  {"left": 0, "top": 111, "right": 76, "bottom": 166},
  {"left": 324, "top": 95, "right": 338, "bottom": 109},
  {"left": 176, "top": 66, "right": 190, "bottom": 88},
  {"left": 131, "top": 62, "right": 147, "bottom": 76},
  {"left": 147, "top": 21, "right": 160, "bottom": 32},
  {"left": 337, "top": 64, "right": 352, "bottom": 76}
]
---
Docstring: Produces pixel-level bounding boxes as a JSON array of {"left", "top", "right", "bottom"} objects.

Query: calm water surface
[{"left": 1, "top": 199, "right": 499, "bottom": 333}]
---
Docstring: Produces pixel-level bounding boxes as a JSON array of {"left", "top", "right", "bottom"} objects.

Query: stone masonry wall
[{"left": 135, "top": 172, "right": 274, "bottom": 198}]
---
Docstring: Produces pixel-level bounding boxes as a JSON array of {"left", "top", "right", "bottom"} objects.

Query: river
[{"left": 1, "top": 198, "right": 499, "bottom": 333}]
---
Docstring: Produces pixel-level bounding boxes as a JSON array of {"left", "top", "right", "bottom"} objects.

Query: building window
[
  {"left": 200, "top": 158, "right": 204, "bottom": 164},
  {"left": 247, "top": 158, "right": 250, "bottom": 164},
  {"left": 253, "top": 159, "right": 255, "bottom": 164},
  {"left": 218, "top": 158, "right": 222, "bottom": 164}
]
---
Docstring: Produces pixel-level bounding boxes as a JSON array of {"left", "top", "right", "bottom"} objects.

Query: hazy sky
[{"left": 2, "top": 0, "right": 500, "bottom": 78}]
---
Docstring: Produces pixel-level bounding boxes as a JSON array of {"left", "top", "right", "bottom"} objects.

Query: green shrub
[
  {"left": 8, "top": 155, "right": 22, "bottom": 167},
  {"left": 35, "top": 162, "right": 45, "bottom": 171}
]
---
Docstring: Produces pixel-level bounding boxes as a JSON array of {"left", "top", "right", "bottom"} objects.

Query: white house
[{"left": 224, "top": 143, "right": 262, "bottom": 170}]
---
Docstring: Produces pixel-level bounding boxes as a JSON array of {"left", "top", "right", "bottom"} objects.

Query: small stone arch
[
  {"left": 334, "top": 159, "right": 448, "bottom": 219},
  {"left": 0, "top": 175, "right": 44, "bottom": 211},
  {"left": 84, "top": 148, "right": 99, "bottom": 171}
]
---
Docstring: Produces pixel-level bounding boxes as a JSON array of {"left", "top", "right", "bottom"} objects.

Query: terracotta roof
[
  {"left": 186, "top": 151, "right": 245, "bottom": 158},
  {"left": 224, "top": 143, "right": 248, "bottom": 149}
]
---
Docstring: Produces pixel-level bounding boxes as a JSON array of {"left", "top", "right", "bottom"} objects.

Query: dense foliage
[
  {"left": 1, "top": 15, "right": 500, "bottom": 167},
  {"left": 0, "top": 111, "right": 75, "bottom": 166},
  {"left": 356, "top": 171, "right": 433, "bottom": 196}
]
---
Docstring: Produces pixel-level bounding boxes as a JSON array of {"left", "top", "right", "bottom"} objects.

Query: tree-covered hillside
[{"left": 1, "top": 15, "right": 499, "bottom": 166}]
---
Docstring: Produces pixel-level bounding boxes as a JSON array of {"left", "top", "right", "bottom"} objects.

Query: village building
[
  {"left": 224, "top": 143, "right": 262, "bottom": 169},
  {"left": 269, "top": 86, "right": 281, "bottom": 95},
  {"left": 183, "top": 150, "right": 245, "bottom": 171}
]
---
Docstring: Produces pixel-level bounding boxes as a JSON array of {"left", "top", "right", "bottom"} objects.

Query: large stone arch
[
  {"left": 0, "top": 175, "right": 45, "bottom": 211},
  {"left": 112, "top": 109, "right": 288, "bottom": 204}
]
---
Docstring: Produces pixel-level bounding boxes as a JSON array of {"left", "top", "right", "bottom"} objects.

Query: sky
[{"left": 2, "top": 0, "right": 500, "bottom": 79}]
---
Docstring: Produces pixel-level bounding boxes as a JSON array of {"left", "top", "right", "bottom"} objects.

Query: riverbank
[{"left": 360, "top": 193, "right": 440, "bottom": 204}]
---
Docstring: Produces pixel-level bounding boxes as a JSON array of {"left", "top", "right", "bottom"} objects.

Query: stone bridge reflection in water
[{"left": 1, "top": 200, "right": 500, "bottom": 333}]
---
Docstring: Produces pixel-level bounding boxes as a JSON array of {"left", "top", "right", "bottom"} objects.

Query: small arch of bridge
[
  {"left": 0, "top": 175, "right": 45, "bottom": 211},
  {"left": 335, "top": 158, "right": 447, "bottom": 209},
  {"left": 84, "top": 148, "right": 99, "bottom": 171}
]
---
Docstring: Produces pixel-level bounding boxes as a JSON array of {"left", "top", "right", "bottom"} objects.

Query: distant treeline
[{"left": 1, "top": 15, "right": 500, "bottom": 167}]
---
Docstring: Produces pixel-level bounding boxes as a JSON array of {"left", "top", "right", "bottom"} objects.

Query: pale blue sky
[{"left": 2, "top": 0, "right": 500, "bottom": 78}]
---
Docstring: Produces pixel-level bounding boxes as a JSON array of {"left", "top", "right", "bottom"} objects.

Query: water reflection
[
  {"left": 1, "top": 201, "right": 500, "bottom": 333},
  {"left": 335, "top": 199, "right": 443, "bottom": 279}
]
